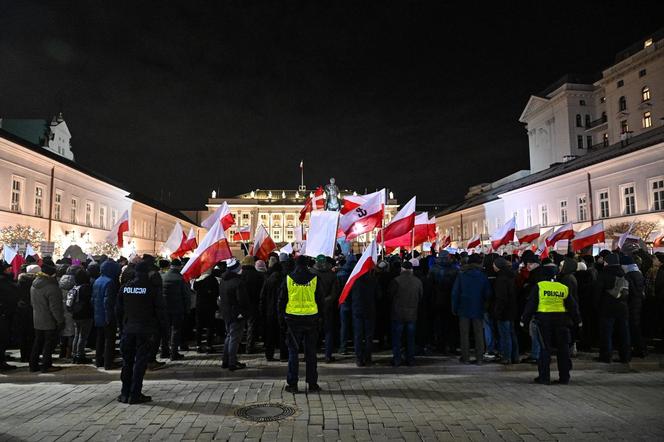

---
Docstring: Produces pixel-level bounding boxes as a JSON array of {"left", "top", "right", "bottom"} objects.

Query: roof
[
  {"left": 436, "top": 125, "right": 664, "bottom": 219},
  {"left": 0, "top": 119, "right": 48, "bottom": 145},
  {"left": 210, "top": 188, "right": 398, "bottom": 206},
  {"left": 0, "top": 128, "right": 196, "bottom": 226},
  {"left": 614, "top": 27, "right": 664, "bottom": 64},
  {"left": 536, "top": 74, "right": 598, "bottom": 99}
]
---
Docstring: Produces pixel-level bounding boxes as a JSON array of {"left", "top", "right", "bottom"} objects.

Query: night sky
[{"left": 2, "top": 2, "right": 662, "bottom": 209}]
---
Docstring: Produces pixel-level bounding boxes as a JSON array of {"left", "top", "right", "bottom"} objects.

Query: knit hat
[
  {"left": 493, "top": 257, "right": 510, "bottom": 272},
  {"left": 279, "top": 253, "right": 289, "bottom": 262},
  {"left": 576, "top": 261, "right": 587, "bottom": 271},
  {"left": 159, "top": 259, "right": 170, "bottom": 270},
  {"left": 135, "top": 260, "right": 151, "bottom": 274},
  {"left": 401, "top": 261, "right": 413, "bottom": 270},
  {"left": 41, "top": 263, "right": 57, "bottom": 276},
  {"left": 170, "top": 259, "right": 182, "bottom": 268},
  {"left": 316, "top": 254, "right": 326, "bottom": 265},
  {"left": 241, "top": 255, "right": 255, "bottom": 266},
  {"left": 255, "top": 260, "right": 267, "bottom": 272},
  {"left": 605, "top": 253, "right": 620, "bottom": 266},
  {"left": 468, "top": 254, "right": 483, "bottom": 265},
  {"left": 27, "top": 264, "right": 42, "bottom": 274},
  {"left": 227, "top": 258, "right": 241, "bottom": 273},
  {"left": 523, "top": 254, "right": 541, "bottom": 265}
]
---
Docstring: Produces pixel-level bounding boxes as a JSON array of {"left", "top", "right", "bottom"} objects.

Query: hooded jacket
[
  {"left": 116, "top": 270, "right": 167, "bottom": 335},
  {"left": 623, "top": 263, "right": 645, "bottom": 321},
  {"left": 428, "top": 255, "right": 459, "bottom": 308},
  {"left": 218, "top": 271, "right": 250, "bottom": 323},
  {"left": 194, "top": 273, "right": 219, "bottom": 318},
  {"left": 30, "top": 273, "right": 65, "bottom": 330},
  {"left": 351, "top": 271, "right": 381, "bottom": 318},
  {"left": 259, "top": 264, "right": 285, "bottom": 321},
  {"left": 594, "top": 265, "right": 629, "bottom": 319},
  {"left": 557, "top": 258, "right": 579, "bottom": 303},
  {"left": 92, "top": 260, "right": 121, "bottom": 327},
  {"left": 58, "top": 273, "right": 77, "bottom": 336},
  {"left": 451, "top": 264, "right": 491, "bottom": 320},
  {"left": 492, "top": 268, "right": 517, "bottom": 321},
  {"left": 312, "top": 264, "right": 340, "bottom": 327},
  {"left": 161, "top": 268, "right": 191, "bottom": 319}
]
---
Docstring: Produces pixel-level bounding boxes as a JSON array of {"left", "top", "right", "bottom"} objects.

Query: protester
[
  {"left": 260, "top": 260, "right": 287, "bottom": 361},
  {"left": 218, "top": 258, "right": 249, "bottom": 370},
  {"left": 428, "top": 251, "right": 459, "bottom": 354},
  {"left": 29, "top": 262, "right": 64, "bottom": 373},
  {"left": 92, "top": 260, "right": 121, "bottom": 370},
  {"left": 193, "top": 269, "right": 218, "bottom": 353},
  {"left": 70, "top": 268, "right": 94, "bottom": 364},
  {"left": 389, "top": 260, "right": 423, "bottom": 366},
  {"left": 239, "top": 255, "right": 265, "bottom": 354},
  {"left": 492, "top": 257, "right": 519, "bottom": 364},
  {"left": 161, "top": 259, "right": 190, "bottom": 360},
  {"left": 0, "top": 261, "right": 19, "bottom": 370},
  {"left": 311, "top": 255, "right": 340, "bottom": 363},
  {"left": 595, "top": 253, "right": 631, "bottom": 363},
  {"left": 621, "top": 254, "right": 646, "bottom": 358},
  {"left": 58, "top": 265, "right": 77, "bottom": 360}
]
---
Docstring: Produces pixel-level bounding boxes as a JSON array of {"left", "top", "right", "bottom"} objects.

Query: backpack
[
  {"left": 65, "top": 285, "right": 83, "bottom": 314},
  {"left": 606, "top": 276, "right": 629, "bottom": 299}
]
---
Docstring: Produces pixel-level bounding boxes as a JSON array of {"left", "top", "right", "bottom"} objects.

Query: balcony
[{"left": 585, "top": 115, "right": 608, "bottom": 132}]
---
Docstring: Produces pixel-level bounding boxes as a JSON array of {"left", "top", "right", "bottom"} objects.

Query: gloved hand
[{"left": 519, "top": 321, "right": 525, "bottom": 328}]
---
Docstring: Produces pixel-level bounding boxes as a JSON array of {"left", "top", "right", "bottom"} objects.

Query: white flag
[{"left": 305, "top": 210, "right": 339, "bottom": 258}]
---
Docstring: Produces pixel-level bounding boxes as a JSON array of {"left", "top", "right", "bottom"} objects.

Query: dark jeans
[
  {"left": 391, "top": 320, "right": 416, "bottom": 366},
  {"left": 339, "top": 303, "right": 352, "bottom": 353},
  {"left": 73, "top": 319, "right": 93, "bottom": 359},
  {"left": 599, "top": 316, "right": 631, "bottom": 362},
  {"left": 497, "top": 320, "right": 519, "bottom": 363},
  {"left": 353, "top": 315, "right": 374, "bottom": 364},
  {"left": 535, "top": 318, "right": 571, "bottom": 383},
  {"left": 196, "top": 314, "right": 215, "bottom": 348},
  {"left": 0, "top": 318, "right": 10, "bottom": 364},
  {"left": 324, "top": 329, "right": 334, "bottom": 360},
  {"left": 246, "top": 314, "right": 259, "bottom": 352},
  {"left": 286, "top": 322, "right": 318, "bottom": 386},
  {"left": 223, "top": 319, "right": 244, "bottom": 367},
  {"left": 30, "top": 329, "right": 58, "bottom": 371},
  {"left": 169, "top": 317, "right": 184, "bottom": 355},
  {"left": 459, "top": 317, "right": 484, "bottom": 362},
  {"left": 120, "top": 333, "right": 154, "bottom": 399},
  {"left": 264, "top": 316, "right": 287, "bottom": 360},
  {"left": 95, "top": 324, "right": 116, "bottom": 369}
]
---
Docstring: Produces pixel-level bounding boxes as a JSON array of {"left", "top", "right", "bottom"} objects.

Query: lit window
[
  {"left": 242, "top": 213, "right": 250, "bottom": 220},
  {"left": 34, "top": 185, "right": 44, "bottom": 217},
  {"left": 525, "top": 208, "right": 532, "bottom": 227},
  {"left": 71, "top": 198, "right": 78, "bottom": 223},
  {"left": 642, "top": 86, "right": 650, "bottom": 102},
  {"left": 10, "top": 176, "right": 24, "bottom": 213},
  {"left": 472, "top": 221, "right": 478, "bottom": 236},
  {"left": 598, "top": 190, "right": 610, "bottom": 219},
  {"left": 643, "top": 111, "right": 652, "bottom": 128},
  {"left": 644, "top": 38, "right": 653, "bottom": 48},
  {"left": 621, "top": 185, "right": 636, "bottom": 215},
  {"left": 111, "top": 209, "right": 118, "bottom": 227},
  {"left": 99, "top": 206, "right": 107, "bottom": 229},
  {"left": 651, "top": 178, "right": 664, "bottom": 211},
  {"left": 560, "top": 200, "right": 568, "bottom": 224},
  {"left": 618, "top": 96, "right": 627, "bottom": 111},
  {"left": 286, "top": 229, "right": 294, "bottom": 241},
  {"left": 482, "top": 219, "right": 488, "bottom": 235},
  {"left": 577, "top": 195, "right": 588, "bottom": 221},
  {"left": 462, "top": 224, "right": 468, "bottom": 240},
  {"left": 54, "top": 191, "right": 62, "bottom": 221},
  {"left": 85, "top": 201, "right": 94, "bottom": 227},
  {"left": 620, "top": 120, "right": 629, "bottom": 134}
]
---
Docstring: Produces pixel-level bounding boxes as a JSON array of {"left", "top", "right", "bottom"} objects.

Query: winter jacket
[
  {"left": 389, "top": 270, "right": 423, "bottom": 322},
  {"left": 521, "top": 278, "right": 582, "bottom": 326},
  {"left": 594, "top": 265, "right": 629, "bottom": 319},
  {"left": 351, "top": 272, "right": 380, "bottom": 319},
  {"left": 71, "top": 283, "right": 93, "bottom": 321},
  {"left": 92, "top": 260, "right": 121, "bottom": 327},
  {"left": 30, "top": 273, "right": 65, "bottom": 331},
  {"left": 240, "top": 266, "right": 265, "bottom": 317},
  {"left": 259, "top": 265, "right": 285, "bottom": 321},
  {"left": 492, "top": 268, "right": 517, "bottom": 321},
  {"left": 0, "top": 273, "right": 19, "bottom": 322},
  {"left": 312, "top": 265, "right": 340, "bottom": 327},
  {"left": 623, "top": 264, "right": 645, "bottom": 322},
  {"left": 335, "top": 257, "right": 356, "bottom": 305},
  {"left": 278, "top": 265, "right": 324, "bottom": 327},
  {"left": 557, "top": 257, "right": 579, "bottom": 305},
  {"left": 451, "top": 264, "right": 491, "bottom": 320},
  {"left": 194, "top": 273, "right": 219, "bottom": 319},
  {"left": 116, "top": 271, "right": 167, "bottom": 335},
  {"left": 428, "top": 258, "right": 458, "bottom": 308},
  {"left": 161, "top": 268, "right": 191, "bottom": 319},
  {"left": 58, "top": 274, "right": 76, "bottom": 336},
  {"left": 218, "top": 271, "right": 250, "bottom": 323}
]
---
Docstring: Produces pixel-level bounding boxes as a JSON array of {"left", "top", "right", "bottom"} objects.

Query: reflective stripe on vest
[
  {"left": 286, "top": 276, "right": 318, "bottom": 316},
  {"left": 537, "top": 281, "right": 568, "bottom": 313}
]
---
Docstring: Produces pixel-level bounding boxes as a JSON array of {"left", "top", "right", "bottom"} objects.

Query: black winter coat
[
  {"left": 594, "top": 265, "right": 629, "bottom": 319},
  {"left": 260, "top": 266, "right": 284, "bottom": 321},
  {"left": 218, "top": 271, "right": 250, "bottom": 323},
  {"left": 240, "top": 266, "right": 265, "bottom": 317},
  {"left": 624, "top": 266, "right": 645, "bottom": 322},
  {"left": 71, "top": 283, "right": 93, "bottom": 320},
  {"left": 492, "top": 269, "right": 517, "bottom": 321},
  {"left": 350, "top": 272, "right": 380, "bottom": 319},
  {"left": 194, "top": 274, "right": 219, "bottom": 318},
  {"left": 161, "top": 269, "right": 191, "bottom": 319},
  {"left": 312, "top": 266, "right": 340, "bottom": 327}
]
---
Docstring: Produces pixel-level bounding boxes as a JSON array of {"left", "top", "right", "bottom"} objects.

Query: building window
[
  {"left": 602, "top": 133, "right": 609, "bottom": 147},
  {"left": 650, "top": 178, "right": 664, "bottom": 211},
  {"left": 639, "top": 69, "right": 647, "bottom": 77},
  {"left": 525, "top": 208, "right": 532, "bottom": 227},
  {"left": 642, "top": 111, "right": 652, "bottom": 128},
  {"left": 272, "top": 214, "right": 282, "bottom": 226},
  {"left": 621, "top": 184, "right": 636, "bottom": 215},
  {"left": 560, "top": 200, "right": 568, "bottom": 224},
  {"left": 10, "top": 176, "right": 24, "bottom": 213},
  {"left": 586, "top": 135, "right": 593, "bottom": 148},
  {"left": 99, "top": 206, "right": 107, "bottom": 229},
  {"left": 242, "top": 213, "right": 250, "bottom": 221},
  {"left": 584, "top": 115, "right": 591, "bottom": 128},
  {"left": 71, "top": 198, "right": 78, "bottom": 223},
  {"left": 601, "top": 111, "right": 607, "bottom": 123},
  {"left": 539, "top": 205, "right": 548, "bottom": 226},
  {"left": 462, "top": 224, "right": 468, "bottom": 240},
  {"left": 577, "top": 135, "right": 583, "bottom": 149},
  {"left": 111, "top": 209, "right": 118, "bottom": 227},
  {"left": 272, "top": 229, "right": 281, "bottom": 242},
  {"left": 579, "top": 99, "right": 586, "bottom": 106},
  {"left": 85, "top": 201, "right": 94, "bottom": 227},
  {"left": 620, "top": 120, "right": 629, "bottom": 134},
  {"left": 471, "top": 221, "right": 478, "bottom": 236},
  {"left": 598, "top": 190, "right": 610, "bottom": 219},
  {"left": 54, "top": 191, "right": 62, "bottom": 221},
  {"left": 482, "top": 219, "right": 488, "bottom": 235},
  {"left": 577, "top": 195, "right": 588, "bottom": 221},
  {"left": 286, "top": 228, "right": 294, "bottom": 242},
  {"left": 259, "top": 214, "right": 268, "bottom": 225},
  {"left": 575, "top": 114, "right": 582, "bottom": 127},
  {"left": 617, "top": 80, "right": 624, "bottom": 88},
  {"left": 644, "top": 38, "right": 653, "bottom": 48},
  {"left": 618, "top": 96, "right": 627, "bottom": 111},
  {"left": 286, "top": 214, "right": 295, "bottom": 227},
  {"left": 34, "top": 185, "right": 44, "bottom": 217},
  {"left": 641, "top": 86, "right": 650, "bottom": 102}
]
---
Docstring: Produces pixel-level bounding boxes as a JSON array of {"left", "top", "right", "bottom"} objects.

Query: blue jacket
[
  {"left": 92, "top": 260, "right": 121, "bottom": 327},
  {"left": 451, "top": 264, "right": 491, "bottom": 319}
]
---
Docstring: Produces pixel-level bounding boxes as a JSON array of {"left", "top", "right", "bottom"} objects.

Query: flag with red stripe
[
  {"left": 181, "top": 219, "right": 232, "bottom": 282},
  {"left": 339, "top": 240, "right": 378, "bottom": 305}
]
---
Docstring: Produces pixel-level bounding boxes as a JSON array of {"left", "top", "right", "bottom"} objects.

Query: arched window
[
  {"left": 642, "top": 86, "right": 650, "bottom": 102},
  {"left": 585, "top": 115, "right": 591, "bottom": 128},
  {"left": 619, "top": 96, "right": 627, "bottom": 111},
  {"left": 575, "top": 114, "right": 582, "bottom": 127},
  {"left": 601, "top": 111, "right": 607, "bottom": 123}
]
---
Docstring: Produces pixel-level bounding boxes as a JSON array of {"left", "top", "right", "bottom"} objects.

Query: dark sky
[{"left": 1, "top": 2, "right": 662, "bottom": 209}]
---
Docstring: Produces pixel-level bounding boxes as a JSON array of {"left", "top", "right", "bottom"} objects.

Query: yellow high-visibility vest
[
  {"left": 536, "top": 281, "right": 569, "bottom": 313},
  {"left": 286, "top": 276, "right": 318, "bottom": 316}
]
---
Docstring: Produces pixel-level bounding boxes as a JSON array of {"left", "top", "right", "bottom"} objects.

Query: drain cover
[{"left": 235, "top": 403, "right": 297, "bottom": 422}]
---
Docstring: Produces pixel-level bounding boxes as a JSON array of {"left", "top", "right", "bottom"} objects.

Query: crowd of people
[{"left": 1, "top": 241, "right": 663, "bottom": 399}]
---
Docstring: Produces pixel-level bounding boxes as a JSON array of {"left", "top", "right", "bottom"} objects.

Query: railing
[{"left": 587, "top": 115, "right": 608, "bottom": 129}]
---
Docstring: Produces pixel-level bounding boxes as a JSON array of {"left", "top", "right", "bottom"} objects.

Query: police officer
[
  {"left": 521, "top": 272, "right": 581, "bottom": 385},
  {"left": 116, "top": 260, "right": 167, "bottom": 404},
  {"left": 278, "top": 255, "right": 323, "bottom": 393}
]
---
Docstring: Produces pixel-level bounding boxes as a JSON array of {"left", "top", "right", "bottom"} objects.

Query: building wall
[{"left": 0, "top": 135, "right": 198, "bottom": 258}]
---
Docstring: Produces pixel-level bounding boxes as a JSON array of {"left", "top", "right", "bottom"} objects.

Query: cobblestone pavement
[{"left": 1, "top": 351, "right": 663, "bottom": 441}]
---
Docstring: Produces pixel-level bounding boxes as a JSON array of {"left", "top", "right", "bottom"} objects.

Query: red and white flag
[
  {"left": 648, "top": 230, "right": 663, "bottom": 248},
  {"left": 233, "top": 226, "right": 251, "bottom": 242},
  {"left": 184, "top": 227, "right": 198, "bottom": 251},
  {"left": 440, "top": 235, "right": 451, "bottom": 249},
  {"left": 339, "top": 240, "right": 378, "bottom": 306},
  {"left": 2, "top": 245, "right": 18, "bottom": 266},
  {"left": 535, "top": 227, "right": 553, "bottom": 258},
  {"left": 377, "top": 196, "right": 416, "bottom": 243},
  {"left": 466, "top": 234, "right": 481, "bottom": 249},
  {"left": 250, "top": 224, "right": 277, "bottom": 261},
  {"left": 384, "top": 212, "right": 429, "bottom": 253},
  {"left": 299, "top": 186, "right": 325, "bottom": 222},
  {"left": 201, "top": 201, "right": 235, "bottom": 231},
  {"left": 427, "top": 217, "right": 437, "bottom": 241},
  {"left": 572, "top": 222, "right": 605, "bottom": 252},
  {"left": 490, "top": 217, "right": 516, "bottom": 250},
  {"left": 164, "top": 222, "right": 185, "bottom": 258},
  {"left": 107, "top": 210, "right": 129, "bottom": 248},
  {"left": 341, "top": 189, "right": 385, "bottom": 214},
  {"left": 339, "top": 190, "right": 385, "bottom": 240},
  {"left": 25, "top": 244, "right": 39, "bottom": 258},
  {"left": 516, "top": 225, "right": 541, "bottom": 244},
  {"left": 546, "top": 223, "right": 575, "bottom": 247},
  {"left": 181, "top": 219, "right": 233, "bottom": 282}
]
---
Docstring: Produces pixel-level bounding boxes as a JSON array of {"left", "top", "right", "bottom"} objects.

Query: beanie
[{"left": 241, "top": 255, "right": 255, "bottom": 266}]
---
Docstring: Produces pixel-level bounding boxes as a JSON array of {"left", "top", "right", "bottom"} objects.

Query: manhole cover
[{"left": 235, "top": 403, "right": 297, "bottom": 422}]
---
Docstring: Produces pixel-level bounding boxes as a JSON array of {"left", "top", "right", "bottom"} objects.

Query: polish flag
[
  {"left": 546, "top": 223, "right": 575, "bottom": 247},
  {"left": 466, "top": 234, "right": 481, "bottom": 249},
  {"left": 648, "top": 230, "right": 663, "bottom": 248},
  {"left": 427, "top": 217, "right": 437, "bottom": 241},
  {"left": 339, "top": 190, "right": 385, "bottom": 240},
  {"left": 164, "top": 222, "right": 185, "bottom": 258},
  {"left": 233, "top": 226, "right": 251, "bottom": 242},
  {"left": 440, "top": 235, "right": 451, "bottom": 249},
  {"left": 184, "top": 227, "right": 198, "bottom": 251},
  {"left": 535, "top": 228, "right": 553, "bottom": 258},
  {"left": 202, "top": 201, "right": 235, "bottom": 231},
  {"left": 384, "top": 212, "right": 429, "bottom": 253},
  {"left": 181, "top": 219, "right": 233, "bottom": 282},
  {"left": 250, "top": 225, "right": 277, "bottom": 261},
  {"left": 490, "top": 217, "right": 516, "bottom": 250},
  {"left": 572, "top": 222, "right": 605, "bottom": 252},
  {"left": 377, "top": 196, "right": 416, "bottom": 243},
  {"left": 25, "top": 244, "right": 39, "bottom": 259},
  {"left": 2, "top": 245, "right": 18, "bottom": 266},
  {"left": 341, "top": 189, "right": 385, "bottom": 214},
  {"left": 516, "top": 225, "right": 541, "bottom": 244},
  {"left": 339, "top": 240, "right": 378, "bottom": 306},
  {"left": 107, "top": 210, "right": 129, "bottom": 248}
]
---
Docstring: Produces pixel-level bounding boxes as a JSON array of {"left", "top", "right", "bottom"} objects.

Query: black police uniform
[{"left": 116, "top": 270, "right": 167, "bottom": 403}]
